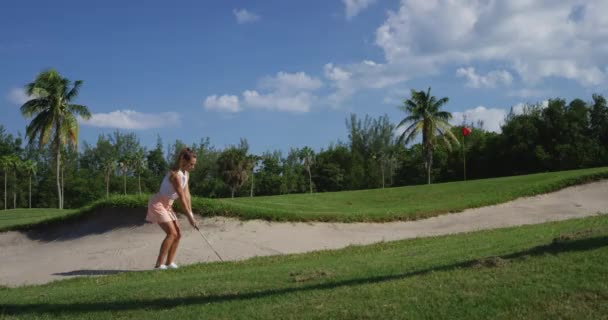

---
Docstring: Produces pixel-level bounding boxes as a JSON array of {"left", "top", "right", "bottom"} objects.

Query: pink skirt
[{"left": 146, "top": 193, "right": 178, "bottom": 223}]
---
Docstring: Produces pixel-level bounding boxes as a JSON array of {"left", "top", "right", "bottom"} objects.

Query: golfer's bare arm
[
  {"left": 184, "top": 173, "right": 192, "bottom": 210},
  {"left": 169, "top": 172, "right": 193, "bottom": 221}
]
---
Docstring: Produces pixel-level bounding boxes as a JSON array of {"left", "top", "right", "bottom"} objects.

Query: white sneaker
[
  {"left": 167, "top": 262, "right": 179, "bottom": 269},
  {"left": 155, "top": 264, "right": 167, "bottom": 270}
]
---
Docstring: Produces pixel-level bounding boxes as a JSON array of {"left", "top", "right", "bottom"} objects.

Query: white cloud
[
  {"left": 449, "top": 101, "right": 550, "bottom": 133},
  {"left": 373, "top": 0, "right": 608, "bottom": 86},
  {"left": 260, "top": 71, "right": 322, "bottom": 92},
  {"left": 324, "top": 63, "right": 351, "bottom": 82},
  {"left": 81, "top": 110, "right": 180, "bottom": 129},
  {"left": 323, "top": 61, "right": 409, "bottom": 105},
  {"left": 456, "top": 67, "right": 513, "bottom": 88},
  {"left": 233, "top": 8, "right": 260, "bottom": 24},
  {"left": 243, "top": 71, "right": 321, "bottom": 112},
  {"left": 326, "top": 0, "right": 608, "bottom": 104},
  {"left": 450, "top": 106, "right": 508, "bottom": 133},
  {"left": 245, "top": 71, "right": 322, "bottom": 112},
  {"left": 324, "top": 63, "right": 355, "bottom": 105},
  {"left": 343, "top": 0, "right": 377, "bottom": 20},
  {"left": 243, "top": 90, "right": 313, "bottom": 113},
  {"left": 508, "top": 88, "right": 551, "bottom": 98},
  {"left": 7, "top": 88, "right": 31, "bottom": 105},
  {"left": 206, "top": 71, "right": 322, "bottom": 113},
  {"left": 383, "top": 96, "right": 400, "bottom": 105},
  {"left": 382, "top": 86, "right": 410, "bottom": 105},
  {"left": 204, "top": 94, "right": 241, "bottom": 113}
]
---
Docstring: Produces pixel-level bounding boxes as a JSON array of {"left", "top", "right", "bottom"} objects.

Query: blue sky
[{"left": 2, "top": 0, "right": 607, "bottom": 154}]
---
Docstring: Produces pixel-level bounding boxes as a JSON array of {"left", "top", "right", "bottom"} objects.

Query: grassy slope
[
  {"left": 1, "top": 167, "right": 607, "bottom": 232},
  {"left": 203, "top": 167, "right": 608, "bottom": 221}
]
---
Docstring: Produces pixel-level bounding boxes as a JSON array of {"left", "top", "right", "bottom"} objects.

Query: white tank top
[{"left": 159, "top": 170, "right": 187, "bottom": 200}]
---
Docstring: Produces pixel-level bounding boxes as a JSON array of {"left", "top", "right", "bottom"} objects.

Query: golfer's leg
[
  {"left": 166, "top": 221, "right": 182, "bottom": 264},
  {"left": 156, "top": 222, "right": 177, "bottom": 267}
]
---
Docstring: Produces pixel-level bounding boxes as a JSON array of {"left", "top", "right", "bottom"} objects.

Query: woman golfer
[{"left": 146, "top": 147, "right": 199, "bottom": 270}]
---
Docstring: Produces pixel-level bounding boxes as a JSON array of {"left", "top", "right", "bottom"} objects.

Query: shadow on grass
[
  {"left": 2, "top": 235, "right": 607, "bottom": 316},
  {"left": 52, "top": 270, "right": 135, "bottom": 276}
]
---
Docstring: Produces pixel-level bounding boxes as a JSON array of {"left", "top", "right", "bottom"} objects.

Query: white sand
[{"left": 1, "top": 180, "right": 607, "bottom": 287}]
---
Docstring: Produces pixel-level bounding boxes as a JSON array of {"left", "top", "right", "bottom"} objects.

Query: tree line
[{"left": 1, "top": 69, "right": 607, "bottom": 209}]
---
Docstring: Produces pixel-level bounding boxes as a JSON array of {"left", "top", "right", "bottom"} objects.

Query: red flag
[{"left": 462, "top": 127, "right": 472, "bottom": 136}]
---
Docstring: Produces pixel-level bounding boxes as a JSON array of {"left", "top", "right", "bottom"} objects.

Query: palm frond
[
  {"left": 405, "top": 99, "right": 418, "bottom": 111},
  {"left": 62, "top": 113, "right": 79, "bottom": 147},
  {"left": 25, "top": 83, "right": 36, "bottom": 96},
  {"left": 396, "top": 115, "right": 420, "bottom": 129},
  {"left": 65, "top": 80, "right": 83, "bottom": 102},
  {"left": 443, "top": 127, "right": 460, "bottom": 146},
  {"left": 440, "top": 133, "right": 453, "bottom": 151},
  {"left": 397, "top": 103, "right": 410, "bottom": 113},
  {"left": 435, "top": 119, "right": 460, "bottom": 147},
  {"left": 428, "top": 96, "right": 437, "bottom": 109},
  {"left": 402, "top": 125, "right": 422, "bottom": 146},
  {"left": 434, "top": 119, "right": 451, "bottom": 130},
  {"left": 25, "top": 82, "right": 49, "bottom": 99},
  {"left": 20, "top": 98, "right": 49, "bottom": 118},
  {"left": 433, "top": 97, "right": 449, "bottom": 110},
  {"left": 24, "top": 110, "right": 52, "bottom": 144},
  {"left": 435, "top": 111, "right": 452, "bottom": 121},
  {"left": 60, "top": 78, "right": 70, "bottom": 98},
  {"left": 396, "top": 120, "right": 416, "bottom": 142},
  {"left": 398, "top": 121, "right": 423, "bottom": 145},
  {"left": 39, "top": 119, "right": 55, "bottom": 147},
  {"left": 67, "top": 104, "right": 91, "bottom": 119}
]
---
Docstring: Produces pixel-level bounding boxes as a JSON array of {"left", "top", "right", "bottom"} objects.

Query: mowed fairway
[{"left": 1, "top": 215, "right": 607, "bottom": 319}]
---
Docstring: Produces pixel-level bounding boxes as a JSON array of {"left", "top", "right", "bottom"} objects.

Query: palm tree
[
  {"left": 396, "top": 87, "right": 459, "bottom": 184},
  {"left": 217, "top": 147, "right": 251, "bottom": 198},
  {"left": 0, "top": 155, "right": 14, "bottom": 210},
  {"left": 23, "top": 160, "right": 37, "bottom": 208},
  {"left": 299, "top": 147, "right": 315, "bottom": 194},
  {"left": 11, "top": 158, "right": 22, "bottom": 209},
  {"left": 20, "top": 69, "right": 91, "bottom": 209},
  {"left": 0, "top": 155, "right": 20, "bottom": 209},
  {"left": 372, "top": 150, "right": 390, "bottom": 189},
  {"left": 248, "top": 155, "right": 261, "bottom": 197},
  {"left": 132, "top": 150, "right": 146, "bottom": 195},
  {"left": 102, "top": 159, "right": 116, "bottom": 198},
  {"left": 118, "top": 158, "right": 130, "bottom": 195}
]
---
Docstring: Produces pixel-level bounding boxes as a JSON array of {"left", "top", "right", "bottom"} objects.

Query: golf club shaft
[{"left": 196, "top": 227, "right": 224, "bottom": 262}]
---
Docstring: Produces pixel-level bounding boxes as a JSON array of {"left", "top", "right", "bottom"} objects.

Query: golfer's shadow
[{"left": 53, "top": 270, "right": 134, "bottom": 276}]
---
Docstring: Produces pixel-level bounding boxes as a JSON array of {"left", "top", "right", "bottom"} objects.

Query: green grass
[
  {"left": 1, "top": 215, "right": 607, "bottom": 319},
  {"left": 1, "top": 167, "right": 608, "bottom": 232},
  {"left": 0, "top": 208, "right": 77, "bottom": 231},
  {"left": 198, "top": 167, "right": 608, "bottom": 222}
]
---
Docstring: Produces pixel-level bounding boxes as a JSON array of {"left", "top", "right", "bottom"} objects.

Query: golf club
[{"left": 194, "top": 225, "right": 224, "bottom": 262}]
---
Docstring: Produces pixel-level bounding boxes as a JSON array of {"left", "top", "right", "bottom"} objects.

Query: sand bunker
[{"left": 1, "top": 180, "right": 607, "bottom": 287}]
